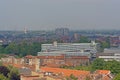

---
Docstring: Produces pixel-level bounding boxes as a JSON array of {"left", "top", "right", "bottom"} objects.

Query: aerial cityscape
[
  {"left": 0, "top": 28, "right": 120, "bottom": 80},
  {"left": 1, "top": 0, "right": 120, "bottom": 80}
]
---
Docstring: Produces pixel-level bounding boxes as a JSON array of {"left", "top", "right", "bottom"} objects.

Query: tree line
[
  {"left": 0, "top": 42, "right": 41, "bottom": 57},
  {"left": 72, "top": 58, "right": 120, "bottom": 75},
  {"left": 62, "top": 58, "right": 120, "bottom": 80}
]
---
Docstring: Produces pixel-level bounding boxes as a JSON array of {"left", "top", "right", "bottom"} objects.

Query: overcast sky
[{"left": 0, "top": 0, "right": 120, "bottom": 31}]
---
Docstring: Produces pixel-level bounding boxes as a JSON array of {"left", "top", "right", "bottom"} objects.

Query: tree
[
  {"left": 3, "top": 42, "right": 41, "bottom": 57},
  {"left": 74, "top": 65, "right": 91, "bottom": 71},
  {"left": 0, "top": 46, "right": 4, "bottom": 54},
  {"left": 92, "top": 59, "right": 120, "bottom": 74},
  {"left": 91, "top": 58, "right": 106, "bottom": 71},
  {"left": 114, "top": 73, "right": 120, "bottom": 80},
  {"left": 105, "top": 60, "right": 120, "bottom": 74},
  {"left": 0, "top": 65, "right": 20, "bottom": 80},
  {"left": 66, "top": 74, "right": 78, "bottom": 80},
  {"left": 100, "top": 41, "right": 110, "bottom": 49},
  {"left": 0, "top": 66, "right": 10, "bottom": 77},
  {"left": 0, "top": 74, "right": 8, "bottom": 80},
  {"left": 79, "top": 36, "right": 90, "bottom": 43},
  {"left": 8, "top": 72, "right": 20, "bottom": 80},
  {"left": 7, "top": 65, "right": 20, "bottom": 80}
]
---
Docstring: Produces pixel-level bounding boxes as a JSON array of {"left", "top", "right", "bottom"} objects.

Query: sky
[{"left": 0, "top": 0, "right": 120, "bottom": 31}]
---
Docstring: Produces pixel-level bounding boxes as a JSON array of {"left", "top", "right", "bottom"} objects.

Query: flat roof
[{"left": 42, "top": 43, "right": 98, "bottom": 46}]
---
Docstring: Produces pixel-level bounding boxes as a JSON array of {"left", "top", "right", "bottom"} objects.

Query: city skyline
[{"left": 0, "top": 0, "right": 120, "bottom": 31}]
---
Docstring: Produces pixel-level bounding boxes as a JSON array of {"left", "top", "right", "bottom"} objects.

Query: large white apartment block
[
  {"left": 41, "top": 41, "right": 100, "bottom": 52},
  {"left": 38, "top": 41, "right": 100, "bottom": 56}
]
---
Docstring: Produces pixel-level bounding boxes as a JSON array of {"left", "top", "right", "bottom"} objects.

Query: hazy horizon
[{"left": 0, "top": 0, "right": 120, "bottom": 31}]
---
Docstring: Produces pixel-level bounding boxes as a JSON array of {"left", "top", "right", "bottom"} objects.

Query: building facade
[{"left": 38, "top": 41, "right": 100, "bottom": 55}]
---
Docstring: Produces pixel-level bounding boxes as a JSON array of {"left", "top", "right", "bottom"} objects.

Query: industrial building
[
  {"left": 37, "top": 41, "right": 100, "bottom": 67},
  {"left": 38, "top": 41, "right": 100, "bottom": 56}
]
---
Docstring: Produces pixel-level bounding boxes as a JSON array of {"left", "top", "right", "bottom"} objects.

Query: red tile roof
[
  {"left": 37, "top": 56, "right": 64, "bottom": 59},
  {"left": 95, "top": 70, "right": 110, "bottom": 75},
  {"left": 25, "top": 55, "right": 35, "bottom": 59},
  {"left": 41, "top": 67, "right": 90, "bottom": 77},
  {"left": 3, "top": 63, "right": 23, "bottom": 68}
]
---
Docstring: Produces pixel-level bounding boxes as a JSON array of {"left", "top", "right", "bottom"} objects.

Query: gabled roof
[
  {"left": 41, "top": 67, "right": 90, "bottom": 77},
  {"left": 95, "top": 70, "right": 110, "bottom": 75},
  {"left": 94, "top": 70, "right": 113, "bottom": 80}
]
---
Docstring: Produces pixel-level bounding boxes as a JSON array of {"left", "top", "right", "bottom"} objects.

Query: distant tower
[
  {"left": 24, "top": 27, "right": 27, "bottom": 34},
  {"left": 74, "top": 33, "right": 79, "bottom": 41},
  {"left": 55, "top": 28, "right": 69, "bottom": 36},
  {"left": 53, "top": 41, "right": 57, "bottom": 47}
]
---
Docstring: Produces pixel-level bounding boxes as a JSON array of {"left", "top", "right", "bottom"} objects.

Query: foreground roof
[{"left": 41, "top": 67, "right": 90, "bottom": 77}]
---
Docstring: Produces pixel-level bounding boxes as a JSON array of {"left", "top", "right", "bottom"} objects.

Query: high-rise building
[
  {"left": 55, "top": 28, "right": 69, "bottom": 36},
  {"left": 24, "top": 27, "right": 27, "bottom": 34}
]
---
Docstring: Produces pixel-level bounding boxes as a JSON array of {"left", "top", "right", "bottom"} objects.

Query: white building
[
  {"left": 98, "top": 53, "right": 120, "bottom": 61},
  {"left": 98, "top": 48, "right": 120, "bottom": 61},
  {"left": 38, "top": 41, "right": 100, "bottom": 57}
]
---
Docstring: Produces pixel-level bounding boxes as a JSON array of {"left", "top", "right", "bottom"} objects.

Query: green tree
[
  {"left": 100, "top": 41, "right": 110, "bottom": 49},
  {"left": 91, "top": 58, "right": 106, "bottom": 71},
  {"left": 0, "top": 66, "right": 10, "bottom": 77},
  {"left": 79, "top": 36, "right": 90, "bottom": 43},
  {"left": 114, "top": 73, "right": 120, "bottom": 80},
  {"left": 66, "top": 74, "right": 78, "bottom": 80},
  {"left": 105, "top": 60, "right": 120, "bottom": 74},
  {"left": 0, "top": 74, "right": 8, "bottom": 80},
  {"left": 92, "top": 59, "right": 120, "bottom": 74},
  {"left": 4, "top": 43, "right": 19, "bottom": 54},
  {"left": 0, "top": 41, "right": 42, "bottom": 57},
  {"left": 0, "top": 46, "right": 5, "bottom": 54},
  {"left": 7, "top": 65, "right": 20, "bottom": 80}
]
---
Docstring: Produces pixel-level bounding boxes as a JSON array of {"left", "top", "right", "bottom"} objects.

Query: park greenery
[{"left": 0, "top": 42, "right": 41, "bottom": 57}]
